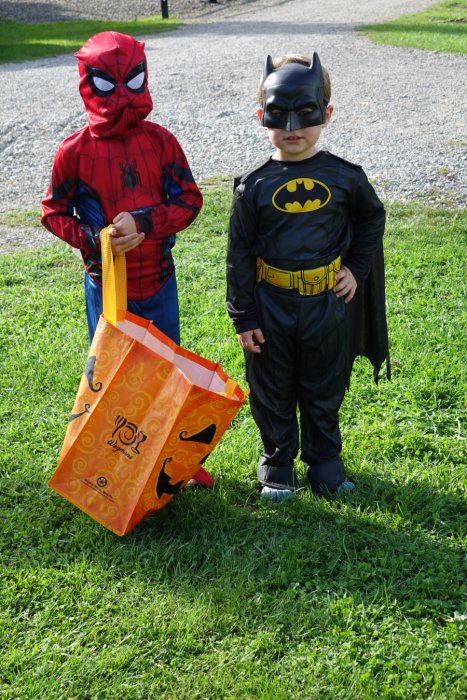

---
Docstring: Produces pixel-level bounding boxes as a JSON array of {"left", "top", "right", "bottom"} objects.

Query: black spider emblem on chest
[{"left": 120, "top": 160, "right": 141, "bottom": 190}]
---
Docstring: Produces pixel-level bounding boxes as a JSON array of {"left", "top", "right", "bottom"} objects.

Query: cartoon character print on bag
[
  {"left": 156, "top": 424, "right": 217, "bottom": 497},
  {"left": 68, "top": 355, "right": 101, "bottom": 421},
  {"left": 84, "top": 355, "right": 103, "bottom": 393},
  {"left": 111, "top": 416, "right": 148, "bottom": 455},
  {"left": 156, "top": 458, "right": 185, "bottom": 498},
  {"left": 69, "top": 404, "right": 91, "bottom": 422}
]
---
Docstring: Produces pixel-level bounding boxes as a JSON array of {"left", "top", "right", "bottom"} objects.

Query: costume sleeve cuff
[
  {"left": 232, "top": 319, "right": 260, "bottom": 334},
  {"left": 132, "top": 210, "right": 152, "bottom": 234},
  {"left": 82, "top": 224, "right": 101, "bottom": 252},
  {"left": 342, "top": 260, "right": 365, "bottom": 285}
]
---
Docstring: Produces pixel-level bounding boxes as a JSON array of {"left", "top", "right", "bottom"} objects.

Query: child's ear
[
  {"left": 256, "top": 107, "right": 263, "bottom": 123},
  {"left": 324, "top": 104, "right": 334, "bottom": 126}
]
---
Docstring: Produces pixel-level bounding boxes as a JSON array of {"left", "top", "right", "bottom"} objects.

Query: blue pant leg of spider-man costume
[
  {"left": 84, "top": 270, "right": 180, "bottom": 344},
  {"left": 246, "top": 282, "right": 348, "bottom": 493}
]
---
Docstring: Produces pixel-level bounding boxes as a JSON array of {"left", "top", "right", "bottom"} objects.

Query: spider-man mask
[
  {"left": 261, "top": 52, "right": 327, "bottom": 131},
  {"left": 76, "top": 31, "right": 153, "bottom": 138}
]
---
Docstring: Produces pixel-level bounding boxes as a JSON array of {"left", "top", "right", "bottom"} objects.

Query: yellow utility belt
[{"left": 256, "top": 256, "right": 341, "bottom": 296}]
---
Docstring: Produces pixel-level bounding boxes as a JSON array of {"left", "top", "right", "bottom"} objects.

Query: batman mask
[{"left": 261, "top": 52, "right": 326, "bottom": 131}]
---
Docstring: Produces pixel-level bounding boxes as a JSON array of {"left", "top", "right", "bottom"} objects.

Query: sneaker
[
  {"left": 186, "top": 467, "right": 214, "bottom": 489},
  {"left": 336, "top": 480, "right": 355, "bottom": 493},
  {"left": 260, "top": 486, "right": 295, "bottom": 502}
]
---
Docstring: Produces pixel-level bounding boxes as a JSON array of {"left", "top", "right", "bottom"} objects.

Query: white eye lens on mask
[
  {"left": 126, "top": 71, "right": 145, "bottom": 91},
  {"left": 93, "top": 76, "right": 115, "bottom": 93}
]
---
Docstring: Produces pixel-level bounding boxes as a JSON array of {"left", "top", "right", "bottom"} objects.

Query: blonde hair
[{"left": 257, "top": 53, "right": 331, "bottom": 106}]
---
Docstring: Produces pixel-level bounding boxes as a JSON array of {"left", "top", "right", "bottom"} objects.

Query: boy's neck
[{"left": 273, "top": 146, "right": 320, "bottom": 162}]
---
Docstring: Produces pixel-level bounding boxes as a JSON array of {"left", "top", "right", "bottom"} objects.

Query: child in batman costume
[
  {"left": 226, "top": 52, "right": 389, "bottom": 500},
  {"left": 42, "top": 31, "right": 213, "bottom": 489}
]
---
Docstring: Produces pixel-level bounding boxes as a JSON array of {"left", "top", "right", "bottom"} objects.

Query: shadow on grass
[
  {"left": 342, "top": 472, "right": 465, "bottom": 537},
  {"left": 2, "top": 471, "right": 464, "bottom": 618}
]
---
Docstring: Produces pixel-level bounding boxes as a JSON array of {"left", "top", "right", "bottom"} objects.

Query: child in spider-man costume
[{"left": 42, "top": 31, "right": 213, "bottom": 488}]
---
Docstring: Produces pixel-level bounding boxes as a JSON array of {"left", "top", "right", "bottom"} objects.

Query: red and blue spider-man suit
[
  {"left": 41, "top": 31, "right": 202, "bottom": 318},
  {"left": 41, "top": 32, "right": 213, "bottom": 489}
]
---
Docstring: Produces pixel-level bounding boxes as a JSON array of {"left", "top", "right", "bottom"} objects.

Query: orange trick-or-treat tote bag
[{"left": 49, "top": 226, "right": 247, "bottom": 535}]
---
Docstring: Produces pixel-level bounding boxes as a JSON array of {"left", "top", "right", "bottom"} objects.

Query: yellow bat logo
[{"left": 272, "top": 178, "right": 331, "bottom": 213}]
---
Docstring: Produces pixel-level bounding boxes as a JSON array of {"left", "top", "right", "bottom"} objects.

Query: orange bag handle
[{"left": 100, "top": 225, "right": 127, "bottom": 326}]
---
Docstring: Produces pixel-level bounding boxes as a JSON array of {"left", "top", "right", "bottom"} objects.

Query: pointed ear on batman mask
[{"left": 261, "top": 52, "right": 327, "bottom": 131}]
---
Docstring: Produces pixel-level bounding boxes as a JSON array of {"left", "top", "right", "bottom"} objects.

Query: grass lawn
[
  {"left": 0, "top": 16, "right": 180, "bottom": 64},
  {"left": 0, "top": 187, "right": 466, "bottom": 698},
  {"left": 360, "top": 0, "right": 467, "bottom": 54}
]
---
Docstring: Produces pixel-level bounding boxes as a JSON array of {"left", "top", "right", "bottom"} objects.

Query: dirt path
[{"left": 1, "top": 0, "right": 465, "bottom": 253}]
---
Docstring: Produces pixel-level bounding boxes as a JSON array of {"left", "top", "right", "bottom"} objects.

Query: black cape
[{"left": 344, "top": 240, "right": 390, "bottom": 387}]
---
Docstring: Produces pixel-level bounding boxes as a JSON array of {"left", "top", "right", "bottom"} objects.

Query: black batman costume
[{"left": 226, "top": 53, "right": 389, "bottom": 494}]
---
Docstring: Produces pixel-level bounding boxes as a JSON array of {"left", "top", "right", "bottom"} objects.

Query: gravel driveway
[{"left": 0, "top": 0, "right": 465, "bottom": 251}]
